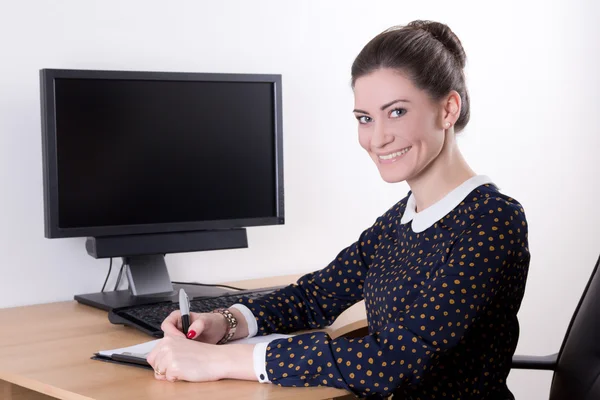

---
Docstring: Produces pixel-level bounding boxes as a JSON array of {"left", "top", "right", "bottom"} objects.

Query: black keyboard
[{"left": 108, "top": 288, "right": 276, "bottom": 337}]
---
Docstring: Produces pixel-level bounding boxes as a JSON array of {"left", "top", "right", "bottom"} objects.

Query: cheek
[
  {"left": 406, "top": 117, "right": 438, "bottom": 147},
  {"left": 358, "top": 128, "right": 371, "bottom": 151},
  {"left": 403, "top": 118, "right": 427, "bottom": 142}
]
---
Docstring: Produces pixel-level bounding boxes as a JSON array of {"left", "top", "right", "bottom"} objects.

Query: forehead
[{"left": 353, "top": 68, "right": 429, "bottom": 108}]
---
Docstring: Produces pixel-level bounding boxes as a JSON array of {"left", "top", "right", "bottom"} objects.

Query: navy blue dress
[{"left": 238, "top": 183, "right": 530, "bottom": 399}]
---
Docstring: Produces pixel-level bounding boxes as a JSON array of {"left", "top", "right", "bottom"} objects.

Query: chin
[{"left": 378, "top": 169, "right": 409, "bottom": 184}]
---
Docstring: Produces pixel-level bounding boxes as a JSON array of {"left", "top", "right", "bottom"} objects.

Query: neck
[{"left": 407, "top": 128, "right": 476, "bottom": 213}]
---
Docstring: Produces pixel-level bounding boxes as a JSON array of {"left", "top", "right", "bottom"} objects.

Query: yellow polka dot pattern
[{"left": 238, "top": 184, "right": 530, "bottom": 399}]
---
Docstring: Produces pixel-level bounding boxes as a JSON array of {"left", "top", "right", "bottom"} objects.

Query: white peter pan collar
[{"left": 400, "top": 175, "right": 496, "bottom": 233}]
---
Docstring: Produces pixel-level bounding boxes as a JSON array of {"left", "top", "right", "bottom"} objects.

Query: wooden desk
[{"left": 0, "top": 275, "right": 367, "bottom": 400}]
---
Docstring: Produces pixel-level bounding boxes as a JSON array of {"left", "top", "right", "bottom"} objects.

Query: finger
[
  {"left": 150, "top": 343, "right": 169, "bottom": 380},
  {"left": 146, "top": 340, "right": 162, "bottom": 366},
  {"left": 161, "top": 310, "right": 186, "bottom": 338},
  {"left": 147, "top": 337, "right": 170, "bottom": 365},
  {"left": 186, "top": 317, "right": 207, "bottom": 340}
]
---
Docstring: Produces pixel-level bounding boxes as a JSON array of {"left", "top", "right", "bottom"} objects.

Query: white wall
[{"left": 1, "top": 0, "right": 598, "bottom": 398}]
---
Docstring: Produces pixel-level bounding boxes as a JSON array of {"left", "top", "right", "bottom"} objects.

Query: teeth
[{"left": 379, "top": 147, "right": 411, "bottom": 160}]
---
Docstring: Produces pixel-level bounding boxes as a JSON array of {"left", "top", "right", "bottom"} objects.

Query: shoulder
[
  {"left": 459, "top": 184, "right": 528, "bottom": 227},
  {"left": 453, "top": 185, "right": 529, "bottom": 257}
]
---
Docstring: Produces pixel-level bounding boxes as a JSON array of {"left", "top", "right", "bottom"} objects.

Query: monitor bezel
[{"left": 40, "top": 68, "right": 284, "bottom": 239}]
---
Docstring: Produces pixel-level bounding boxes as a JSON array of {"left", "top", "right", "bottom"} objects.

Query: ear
[{"left": 440, "top": 90, "right": 461, "bottom": 128}]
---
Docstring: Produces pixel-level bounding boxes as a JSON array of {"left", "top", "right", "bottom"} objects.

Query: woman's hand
[
  {"left": 161, "top": 307, "right": 249, "bottom": 342},
  {"left": 146, "top": 335, "right": 255, "bottom": 382},
  {"left": 161, "top": 310, "right": 227, "bottom": 343}
]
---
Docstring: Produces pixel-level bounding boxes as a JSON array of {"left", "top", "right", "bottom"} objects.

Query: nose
[{"left": 370, "top": 120, "right": 394, "bottom": 149}]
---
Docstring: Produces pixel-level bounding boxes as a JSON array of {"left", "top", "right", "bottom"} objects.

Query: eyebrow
[{"left": 352, "top": 98, "right": 411, "bottom": 115}]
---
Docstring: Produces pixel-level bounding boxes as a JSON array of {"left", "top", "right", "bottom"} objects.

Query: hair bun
[{"left": 407, "top": 20, "right": 467, "bottom": 68}]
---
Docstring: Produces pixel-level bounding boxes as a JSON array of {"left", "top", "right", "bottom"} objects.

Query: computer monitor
[{"left": 40, "top": 68, "right": 284, "bottom": 311}]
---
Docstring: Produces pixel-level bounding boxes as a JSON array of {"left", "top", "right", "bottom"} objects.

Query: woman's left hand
[{"left": 146, "top": 335, "right": 255, "bottom": 383}]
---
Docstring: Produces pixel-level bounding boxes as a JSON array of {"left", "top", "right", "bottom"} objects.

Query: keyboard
[{"left": 108, "top": 288, "right": 276, "bottom": 337}]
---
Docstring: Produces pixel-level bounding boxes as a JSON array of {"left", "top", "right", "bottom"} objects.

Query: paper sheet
[{"left": 98, "top": 333, "right": 293, "bottom": 359}]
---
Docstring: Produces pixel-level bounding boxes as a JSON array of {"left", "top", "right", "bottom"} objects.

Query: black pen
[{"left": 179, "top": 288, "right": 191, "bottom": 336}]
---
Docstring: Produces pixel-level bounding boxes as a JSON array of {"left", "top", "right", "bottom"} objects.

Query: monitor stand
[{"left": 74, "top": 254, "right": 245, "bottom": 312}]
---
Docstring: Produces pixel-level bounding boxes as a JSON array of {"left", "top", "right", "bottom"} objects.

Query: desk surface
[{"left": 0, "top": 274, "right": 367, "bottom": 400}]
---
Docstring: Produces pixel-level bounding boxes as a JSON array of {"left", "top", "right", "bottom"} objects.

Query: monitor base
[{"left": 74, "top": 282, "right": 236, "bottom": 312}]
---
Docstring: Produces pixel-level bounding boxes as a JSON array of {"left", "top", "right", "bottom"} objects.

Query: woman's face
[{"left": 353, "top": 68, "right": 447, "bottom": 183}]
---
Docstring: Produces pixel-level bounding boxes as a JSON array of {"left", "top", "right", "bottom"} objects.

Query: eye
[
  {"left": 390, "top": 108, "right": 407, "bottom": 118},
  {"left": 356, "top": 115, "right": 372, "bottom": 124}
]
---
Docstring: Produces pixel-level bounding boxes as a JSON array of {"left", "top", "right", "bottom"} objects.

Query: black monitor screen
[{"left": 52, "top": 78, "right": 277, "bottom": 230}]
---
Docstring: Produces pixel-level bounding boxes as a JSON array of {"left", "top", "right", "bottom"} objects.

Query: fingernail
[{"left": 187, "top": 330, "right": 196, "bottom": 339}]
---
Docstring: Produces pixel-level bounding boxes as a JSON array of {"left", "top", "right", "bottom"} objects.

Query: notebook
[{"left": 92, "top": 333, "right": 293, "bottom": 370}]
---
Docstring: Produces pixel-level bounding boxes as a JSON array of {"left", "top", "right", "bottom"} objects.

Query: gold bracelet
[{"left": 212, "top": 308, "right": 238, "bottom": 344}]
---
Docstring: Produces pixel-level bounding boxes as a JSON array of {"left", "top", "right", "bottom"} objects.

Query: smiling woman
[
  {"left": 149, "top": 20, "right": 530, "bottom": 400},
  {"left": 351, "top": 20, "right": 471, "bottom": 190}
]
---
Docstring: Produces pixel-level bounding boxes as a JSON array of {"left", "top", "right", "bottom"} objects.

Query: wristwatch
[{"left": 212, "top": 308, "right": 238, "bottom": 344}]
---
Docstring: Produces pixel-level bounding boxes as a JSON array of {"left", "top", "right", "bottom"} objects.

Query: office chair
[{"left": 511, "top": 253, "right": 600, "bottom": 399}]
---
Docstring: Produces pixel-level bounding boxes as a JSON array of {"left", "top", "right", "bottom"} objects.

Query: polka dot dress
[{"left": 238, "top": 184, "right": 530, "bottom": 399}]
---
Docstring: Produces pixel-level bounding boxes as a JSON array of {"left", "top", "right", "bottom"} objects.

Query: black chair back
[{"left": 550, "top": 254, "right": 600, "bottom": 399}]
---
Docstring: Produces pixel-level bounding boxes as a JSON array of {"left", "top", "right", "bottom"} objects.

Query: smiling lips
[{"left": 377, "top": 146, "right": 412, "bottom": 164}]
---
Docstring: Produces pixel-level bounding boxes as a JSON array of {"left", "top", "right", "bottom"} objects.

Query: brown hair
[{"left": 351, "top": 20, "right": 470, "bottom": 133}]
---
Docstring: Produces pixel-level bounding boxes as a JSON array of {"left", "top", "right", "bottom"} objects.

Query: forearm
[
  {"left": 263, "top": 328, "right": 434, "bottom": 397},
  {"left": 218, "top": 343, "right": 256, "bottom": 381},
  {"left": 237, "top": 271, "right": 364, "bottom": 335},
  {"left": 231, "top": 215, "right": 385, "bottom": 336}
]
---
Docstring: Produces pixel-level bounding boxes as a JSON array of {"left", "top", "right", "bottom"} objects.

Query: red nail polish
[{"left": 187, "top": 330, "right": 196, "bottom": 339}]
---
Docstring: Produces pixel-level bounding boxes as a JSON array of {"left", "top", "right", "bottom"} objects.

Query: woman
[{"left": 148, "top": 20, "right": 530, "bottom": 400}]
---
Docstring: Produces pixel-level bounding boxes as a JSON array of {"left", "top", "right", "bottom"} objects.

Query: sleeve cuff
[
  {"left": 252, "top": 341, "right": 271, "bottom": 384},
  {"left": 229, "top": 303, "right": 258, "bottom": 338}
]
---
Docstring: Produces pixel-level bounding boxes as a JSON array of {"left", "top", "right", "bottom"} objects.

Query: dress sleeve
[
  {"left": 261, "top": 204, "right": 530, "bottom": 398},
  {"left": 236, "top": 213, "right": 389, "bottom": 335}
]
